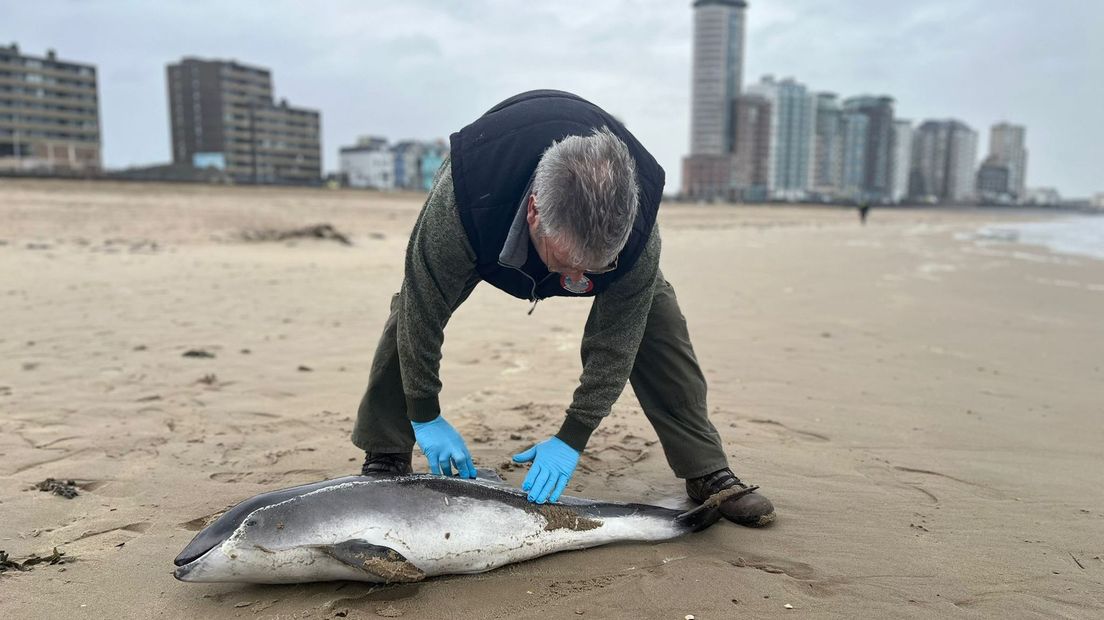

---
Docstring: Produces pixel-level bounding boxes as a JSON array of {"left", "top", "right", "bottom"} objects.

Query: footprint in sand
[
  {"left": 208, "top": 469, "right": 329, "bottom": 485},
  {"left": 65, "top": 521, "right": 152, "bottom": 547},
  {"left": 856, "top": 462, "right": 1005, "bottom": 506},
  {"left": 729, "top": 554, "right": 817, "bottom": 580},
  {"left": 747, "top": 418, "right": 830, "bottom": 442},
  {"left": 179, "top": 511, "right": 230, "bottom": 532}
]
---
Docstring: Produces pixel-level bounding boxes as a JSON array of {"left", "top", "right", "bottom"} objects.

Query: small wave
[{"left": 970, "top": 216, "right": 1104, "bottom": 261}]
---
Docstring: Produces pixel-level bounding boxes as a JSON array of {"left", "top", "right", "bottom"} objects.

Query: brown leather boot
[
  {"left": 360, "top": 452, "right": 413, "bottom": 477},
  {"left": 686, "top": 468, "right": 775, "bottom": 527}
]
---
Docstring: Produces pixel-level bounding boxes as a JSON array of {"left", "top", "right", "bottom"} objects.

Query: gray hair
[{"left": 532, "top": 126, "right": 639, "bottom": 268}]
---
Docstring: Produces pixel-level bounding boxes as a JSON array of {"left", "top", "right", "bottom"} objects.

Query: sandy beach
[{"left": 1, "top": 178, "right": 1102, "bottom": 619}]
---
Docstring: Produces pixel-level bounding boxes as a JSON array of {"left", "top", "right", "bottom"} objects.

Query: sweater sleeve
[
  {"left": 555, "top": 227, "right": 661, "bottom": 451},
  {"left": 396, "top": 159, "right": 479, "bottom": 421}
]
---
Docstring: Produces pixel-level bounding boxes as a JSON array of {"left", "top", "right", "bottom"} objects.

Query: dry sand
[{"left": 1, "top": 178, "right": 1102, "bottom": 619}]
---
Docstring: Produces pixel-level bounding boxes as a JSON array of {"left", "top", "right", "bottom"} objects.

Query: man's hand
[
  {"left": 411, "top": 416, "right": 476, "bottom": 478},
  {"left": 512, "top": 437, "right": 580, "bottom": 504}
]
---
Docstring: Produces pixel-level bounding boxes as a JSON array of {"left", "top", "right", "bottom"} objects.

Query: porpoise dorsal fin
[{"left": 318, "top": 540, "right": 426, "bottom": 583}]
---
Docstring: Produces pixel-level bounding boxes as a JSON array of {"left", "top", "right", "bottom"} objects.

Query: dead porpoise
[{"left": 174, "top": 470, "right": 748, "bottom": 584}]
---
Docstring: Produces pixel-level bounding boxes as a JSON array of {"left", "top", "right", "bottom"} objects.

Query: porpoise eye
[{"left": 245, "top": 520, "right": 257, "bottom": 527}]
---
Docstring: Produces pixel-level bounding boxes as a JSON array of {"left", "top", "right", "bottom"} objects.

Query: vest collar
[{"left": 498, "top": 174, "right": 535, "bottom": 269}]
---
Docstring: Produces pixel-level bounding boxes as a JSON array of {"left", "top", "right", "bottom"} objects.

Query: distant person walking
[
  {"left": 350, "top": 90, "right": 774, "bottom": 527},
  {"left": 858, "top": 202, "right": 871, "bottom": 225}
]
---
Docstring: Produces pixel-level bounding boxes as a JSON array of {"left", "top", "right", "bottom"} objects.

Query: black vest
[{"left": 450, "top": 90, "right": 664, "bottom": 301}]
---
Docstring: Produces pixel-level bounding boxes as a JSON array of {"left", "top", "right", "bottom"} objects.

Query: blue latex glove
[
  {"left": 411, "top": 416, "right": 476, "bottom": 478},
  {"left": 512, "top": 437, "right": 580, "bottom": 504}
]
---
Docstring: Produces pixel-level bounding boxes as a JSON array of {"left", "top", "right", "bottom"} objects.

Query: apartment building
[
  {"left": 0, "top": 43, "right": 100, "bottom": 172},
  {"left": 167, "top": 57, "right": 320, "bottom": 185}
]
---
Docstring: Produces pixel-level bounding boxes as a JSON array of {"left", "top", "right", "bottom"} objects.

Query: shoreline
[{"left": 3, "top": 174, "right": 1097, "bottom": 216}]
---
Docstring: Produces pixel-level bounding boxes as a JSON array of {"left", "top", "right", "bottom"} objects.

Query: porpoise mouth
[
  {"left": 174, "top": 542, "right": 226, "bottom": 582},
  {"left": 173, "top": 557, "right": 200, "bottom": 581},
  {"left": 175, "top": 534, "right": 224, "bottom": 567}
]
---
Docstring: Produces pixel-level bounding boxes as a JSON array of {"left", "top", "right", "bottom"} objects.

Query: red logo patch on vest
[{"left": 560, "top": 274, "right": 594, "bottom": 294}]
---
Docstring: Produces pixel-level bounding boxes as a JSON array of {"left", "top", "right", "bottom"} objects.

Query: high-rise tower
[
  {"left": 746, "top": 75, "right": 817, "bottom": 200},
  {"left": 689, "top": 0, "right": 748, "bottom": 155},
  {"left": 909, "top": 119, "right": 978, "bottom": 203},
  {"left": 682, "top": 0, "right": 748, "bottom": 199},
  {"left": 987, "top": 122, "right": 1028, "bottom": 200},
  {"left": 842, "top": 95, "right": 895, "bottom": 202},
  {"left": 891, "top": 120, "right": 913, "bottom": 202}
]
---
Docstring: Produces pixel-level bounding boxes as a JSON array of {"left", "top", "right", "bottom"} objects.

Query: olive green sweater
[{"left": 396, "top": 160, "right": 660, "bottom": 451}]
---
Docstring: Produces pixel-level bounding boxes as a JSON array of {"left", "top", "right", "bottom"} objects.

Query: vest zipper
[{"left": 497, "top": 260, "right": 554, "bottom": 315}]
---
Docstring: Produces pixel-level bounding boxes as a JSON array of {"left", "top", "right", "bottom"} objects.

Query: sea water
[{"left": 973, "top": 215, "right": 1104, "bottom": 261}]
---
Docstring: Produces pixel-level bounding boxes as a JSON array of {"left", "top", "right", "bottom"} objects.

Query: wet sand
[{"left": 1, "top": 179, "right": 1102, "bottom": 618}]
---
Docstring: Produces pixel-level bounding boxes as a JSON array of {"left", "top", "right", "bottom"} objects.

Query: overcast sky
[{"left": 5, "top": 0, "right": 1102, "bottom": 196}]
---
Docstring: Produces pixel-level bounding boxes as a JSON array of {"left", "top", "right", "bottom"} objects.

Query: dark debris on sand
[
  {"left": 241, "top": 223, "right": 353, "bottom": 246},
  {"left": 35, "top": 478, "right": 79, "bottom": 499},
  {"left": 182, "top": 349, "right": 216, "bottom": 359},
  {"left": 0, "top": 547, "right": 72, "bottom": 573}
]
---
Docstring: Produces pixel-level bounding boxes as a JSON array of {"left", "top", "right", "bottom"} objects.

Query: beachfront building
[
  {"left": 730, "top": 93, "right": 772, "bottom": 201},
  {"left": 891, "top": 120, "right": 912, "bottom": 203},
  {"left": 393, "top": 140, "right": 425, "bottom": 190},
  {"left": 987, "top": 122, "right": 1028, "bottom": 201},
  {"left": 0, "top": 43, "right": 100, "bottom": 172},
  {"left": 338, "top": 136, "right": 448, "bottom": 191},
  {"left": 340, "top": 136, "right": 452, "bottom": 189},
  {"left": 746, "top": 75, "right": 817, "bottom": 201},
  {"left": 166, "top": 57, "right": 321, "bottom": 185},
  {"left": 682, "top": 0, "right": 748, "bottom": 200},
  {"left": 909, "top": 119, "right": 978, "bottom": 204},
  {"left": 976, "top": 155, "right": 1013, "bottom": 203},
  {"left": 1025, "top": 187, "right": 1061, "bottom": 206},
  {"left": 838, "top": 111, "right": 869, "bottom": 201},
  {"left": 392, "top": 139, "right": 452, "bottom": 190},
  {"left": 811, "top": 93, "right": 842, "bottom": 199},
  {"left": 339, "top": 136, "right": 395, "bottom": 190},
  {"left": 842, "top": 95, "right": 895, "bottom": 203},
  {"left": 418, "top": 140, "right": 448, "bottom": 191}
]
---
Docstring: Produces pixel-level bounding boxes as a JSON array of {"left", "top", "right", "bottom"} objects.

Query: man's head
[{"left": 526, "top": 126, "right": 639, "bottom": 282}]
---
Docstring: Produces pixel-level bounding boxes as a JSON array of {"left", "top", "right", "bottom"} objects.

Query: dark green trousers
[{"left": 351, "top": 274, "right": 729, "bottom": 480}]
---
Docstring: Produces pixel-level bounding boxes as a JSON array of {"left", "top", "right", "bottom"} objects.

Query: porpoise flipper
[{"left": 319, "top": 539, "right": 426, "bottom": 583}]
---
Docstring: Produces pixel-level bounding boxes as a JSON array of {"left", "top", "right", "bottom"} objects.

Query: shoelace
[{"left": 704, "top": 469, "right": 749, "bottom": 492}]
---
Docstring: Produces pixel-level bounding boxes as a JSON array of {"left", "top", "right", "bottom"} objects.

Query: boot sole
[{"left": 728, "top": 511, "right": 776, "bottom": 527}]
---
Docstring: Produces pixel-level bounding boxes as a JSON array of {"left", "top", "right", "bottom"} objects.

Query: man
[{"left": 351, "top": 90, "right": 774, "bottom": 526}]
